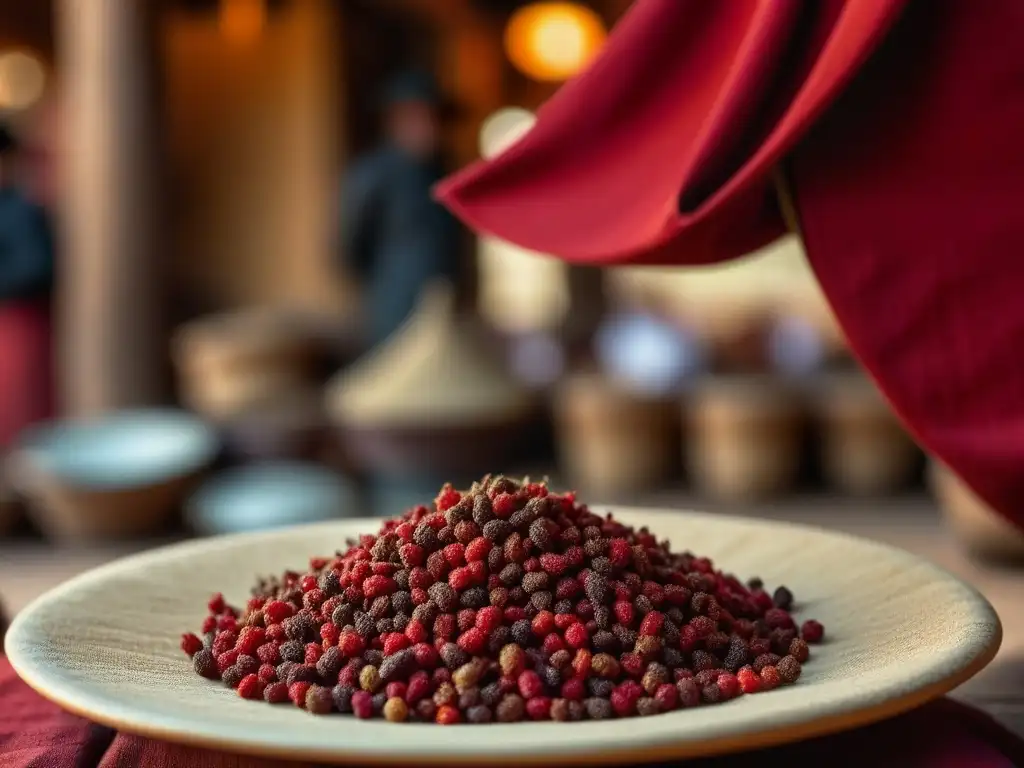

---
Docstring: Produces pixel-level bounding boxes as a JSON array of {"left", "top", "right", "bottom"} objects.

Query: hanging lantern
[{"left": 504, "top": 2, "right": 607, "bottom": 82}]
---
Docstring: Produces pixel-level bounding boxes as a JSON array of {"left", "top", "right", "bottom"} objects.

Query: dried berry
[{"left": 184, "top": 476, "right": 823, "bottom": 723}]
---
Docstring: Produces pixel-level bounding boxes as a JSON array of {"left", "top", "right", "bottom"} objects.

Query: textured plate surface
[{"left": 5, "top": 509, "right": 1001, "bottom": 765}]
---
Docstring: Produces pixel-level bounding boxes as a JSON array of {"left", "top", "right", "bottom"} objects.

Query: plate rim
[{"left": 4, "top": 508, "right": 1004, "bottom": 765}]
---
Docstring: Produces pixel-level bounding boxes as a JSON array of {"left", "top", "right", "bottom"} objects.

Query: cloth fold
[
  {"left": 436, "top": 0, "right": 1024, "bottom": 532},
  {"left": 2, "top": 657, "right": 1022, "bottom": 767}
]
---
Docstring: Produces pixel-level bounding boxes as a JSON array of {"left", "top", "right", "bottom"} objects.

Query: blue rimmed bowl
[{"left": 12, "top": 409, "right": 220, "bottom": 542}]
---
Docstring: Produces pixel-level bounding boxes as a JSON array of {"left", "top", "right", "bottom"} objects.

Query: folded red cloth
[
  {"left": 2, "top": 658, "right": 1021, "bottom": 767},
  {"left": 436, "top": 0, "right": 1024, "bottom": 531}
]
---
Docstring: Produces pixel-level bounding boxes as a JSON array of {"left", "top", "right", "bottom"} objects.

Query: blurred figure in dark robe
[
  {"left": 0, "top": 123, "right": 55, "bottom": 451},
  {"left": 339, "top": 71, "right": 462, "bottom": 347}
]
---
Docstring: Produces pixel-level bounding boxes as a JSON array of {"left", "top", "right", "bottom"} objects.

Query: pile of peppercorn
[{"left": 182, "top": 475, "right": 824, "bottom": 723}]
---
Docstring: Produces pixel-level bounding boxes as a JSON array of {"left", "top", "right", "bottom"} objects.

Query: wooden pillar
[{"left": 57, "top": 0, "right": 165, "bottom": 416}]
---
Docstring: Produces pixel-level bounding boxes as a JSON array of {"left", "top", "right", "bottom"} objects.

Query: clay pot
[
  {"left": 686, "top": 375, "right": 805, "bottom": 502},
  {"left": 554, "top": 373, "right": 679, "bottom": 498},
  {"left": 812, "top": 373, "right": 920, "bottom": 495},
  {"left": 220, "top": 389, "right": 328, "bottom": 464},
  {"left": 327, "top": 282, "right": 538, "bottom": 475},
  {"left": 11, "top": 410, "right": 219, "bottom": 543},
  {"left": 173, "top": 309, "right": 320, "bottom": 422},
  {"left": 929, "top": 461, "right": 1024, "bottom": 564}
]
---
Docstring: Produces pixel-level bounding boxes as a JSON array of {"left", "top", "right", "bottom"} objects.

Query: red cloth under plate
[
  {"left": 1, "top": 657, "right": 1021, "bottom": 767},
  {"left": 437, "top": 0, "right": 1024, "bottom": 530}
]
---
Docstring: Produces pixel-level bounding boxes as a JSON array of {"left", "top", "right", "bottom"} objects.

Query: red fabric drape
[
  {"left": 0, "top": 298, "right": 53, "bottom": 450},
  {"left": 437, "top": 0, "right": 1024, "bottom": 529}
]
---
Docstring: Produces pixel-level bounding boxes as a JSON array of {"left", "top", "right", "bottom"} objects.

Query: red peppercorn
[
  {"left": 760, "top": 666, "right": 781, "bottom": 691},
  {"left": 737, "top": 667, "right": 761, "bottom": 694},
  {"left": 448, "top": 567, "right": 472, "bottom": 591},
  {"left": 236, "top": 627, "right": 266, "bottom": 656},
  {"left": 465, "top": 537, "right": 491, "bottom": 562},
  {"left": 200, "top": 615, "right": 217, "bottom": 634},
  {"left": 180, "top": 632, "right": 203, "bottom": 658},
  {"left": 801, "top": 619, "right": 825, "bottom": 644},
  {"left": 304, "top": 643, "right": 323, "bottom": 665},
  {"left": 639, "top": 611, "right": 664, "bottom": 637},
  {"left": 492, "top": 493, "right": 517, "bottom": 519},
  {"left": 413, "top": 643, "right": 439, "bottom": 668},
  {"left": 351, "top": 690, "right": 374, "bottom": 719},
  {"left": 263, "top": 600, "right": 294, "bottom": 625},
  {"left": 531, "top": 610, "right": 555, "bottom": 637},
  {"left": 560, "top": 678, "right": 585, "bottom": 701},
  {"left": 435, "top": 704, "right": 461, "bottom": 725},
  {"left": 435, "top": 485, "right": 461, "bottom": 511},
  {"left": 288, "top": 681, "right": 312, "bottom": 708},
  {"left": 564, "top": 622, "right": 589, "bottom": 650},
  {"left": 517, "top": 670, "right": 544, "bottom": 700},
  {"left": 300, "top": 575, "right": 318, "bottom": 593},
  {"left": 457, "top": 628, "right": 488, "bottom": 654},
  {"left": 654, "top": 683, "right": 678, "bottom": 711},
  {"left": 258, "top": 664, "right": 277, "bottom": 685},
  {"left": 320, "top": 622, "right": 340, "bottom": 647},
  {"left": 716, "top": 672, "right": 741, "bottom": 700},
  {"left": 541, "top": 632, "right": 565, "bottom": 656},
  {"left": 263, "top": 681, "right": 289, "bottom": 704},
  {"left": 238, "top": 674, "right": 262, "bottom": 700},
  {"left": 383, "top": 633, "right": 411, "bottom": 656},
  {"left": 526, "top": 696, "right": 552, "bottom": 720},
  {"left": 216, "top": 649, "right": 240, "bottom": 675},
  {"left": 207, "top": 593, "right": 226, "bottom": 614},
  {"left": 406, "top": 671, "right": 432, "bottom": 704},
  {"left": 474, "top": 606, "right": 501, "bottom": 633},
  {"left": 610, "top": 680, "right": 644, "bottom": 716}
]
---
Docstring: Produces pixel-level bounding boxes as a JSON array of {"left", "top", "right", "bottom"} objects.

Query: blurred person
[
  {"left": 338, "top": 71, "right": 462, "bottom": 347},
  {"left": 0, "top": 123, "right": 54, "bottom": 451}
]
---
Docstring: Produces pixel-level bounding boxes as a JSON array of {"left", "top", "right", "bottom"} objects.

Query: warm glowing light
[
  {"left": 505, "top": 2, "right": 607, "bottom": 82},
  {"left": 219, "top": 0, "right": 266, "bottom": 44},
  {"left": 479, "top": 107, "right": 536, "bottom": 159},
  {"left": 0, "top": 51, "right": 46, "bottom": 111}
]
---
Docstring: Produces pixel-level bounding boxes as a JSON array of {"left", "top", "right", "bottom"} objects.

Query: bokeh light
[
  {"left": 479, "top": 107, "right": 536, "bottom": 159},
  {"left": 0, "top": 51, "right": 46, "bottom": 112},
  {"left": 219, "top": 0, "right": 267, "bottom": 45},
  {"left": 504, "top": 2, "right": 607, "bottom": 82}
]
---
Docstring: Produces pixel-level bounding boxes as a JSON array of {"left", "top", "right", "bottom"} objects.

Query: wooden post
[{"left": 57, "top": 0, "right": 165, "bottom": 416}]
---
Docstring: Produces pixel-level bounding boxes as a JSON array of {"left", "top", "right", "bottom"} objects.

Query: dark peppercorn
[
  {"left": 636, "top": 696, "right": 661, "bottom": 716},
  {"left": 306, "top": 685, "right": 334, "bottom": 714},
  {"left": 753, "top": 653, "right": 782, "bottom": 673},
  {"left": 496, "top": 694, "right": 525, "bottom": 722},
  {"left": 777, "top": 655, "right": 802, "bottom": 684},
  {"left": 392, "top": 612, "right": 410, "bottom": 632},
  {"left": 412, "top": 601, "right": 438, "bottom": 626},
  {"left": 193, "top": 649, "right": 219, "bottom": 680},
  {"left": 287, "top": 664, "right": 319, "bottom": 686},
  {"left": 317, "top": 647, "right": 343, "bottom": 680},
  {"left": 772, "top": 586, "right": 794, "bottom": 610},
  {"left": 460, "top": 587, "right": 489, "bottom": 609},
  {"left": 723, "top": 637, "right": 750, "bottom": 672},
  {"left": 284, "top": 614, "right": 314, "bottom": 642},
  {"left": 279, "top": 641, "right": 304, "bottom": 664},
  {"left": 584, "top": 697, "right": 613, "bottom": 719},
  {"left": 379, "top": 649, "right": 415, "bottom": 682},
  {"left": 480, "top": 682, "right": 503, "bottom": 707},
  {"left": 789, "top": 638, "right": 810, "bottom": 663},
  {"left": 331, "top": 604, "right": 353, "bottom": 628},
  {"left": 318, "top": 570, "right": 341, "bottom": 596},
  {"left": 440, "top": 643, "right": 469, "bottom": 670},
  {"left": 376, "top": 618, "right": 394, "bottom": 635},
  {"left": 588, "top": 678, "right": 615, "bottom": 698},
  {"left": 222, "top": 665, "right": 245, "bottom": 689},
  {"left": 511, "top": 619, "right": 532, "bottom": 647},
  {"left": 391, "top": 591, "right": 413, "bottom": 616},
  {"left": 363, "top": 649, "right": 384, "bottom": 667},
  {"left": 413, "top": 523, "right": 440, "bottom": 551},
  {"left": 488, "top": 625, "right": 511, "bottom": 654},
  {"left": 354, "top": 613, "right": 376, "bottom": 639},
  {"left": 467, "top": 704, "right": 492, "bottom": 723},
  {"left": 499, "top": 563, "right": 524, "bottom": 587},
  {"left": 584, "top": 572, "right": 609, "bottom": 605},
  {"left": 583, "top": 538, "right": 607, "bottom": 558},
  {"left": 428, "top": 583, "right": 457, "bottom": 613},
  {"left": 634, "top": 595, "right": 654, "bottom": 615},
  {"left": 332, "top": 684, "right": 354, "bottom": 713},
  {"left": 483, "top": 520, "right": 512, "bottom": 542}
]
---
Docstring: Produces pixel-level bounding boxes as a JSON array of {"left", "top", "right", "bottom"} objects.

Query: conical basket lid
[{"left": 327, "top": 282, "right": 534, "bottom": 428}]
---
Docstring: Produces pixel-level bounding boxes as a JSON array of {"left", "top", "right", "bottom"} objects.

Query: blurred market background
[{"left": 0, "top": 2, "right": 1023, "bottom": 707}]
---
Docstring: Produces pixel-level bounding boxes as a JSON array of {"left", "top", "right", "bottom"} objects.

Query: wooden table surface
[{"left": 2, "top": 493, "right": 1023, "bottom": 738}]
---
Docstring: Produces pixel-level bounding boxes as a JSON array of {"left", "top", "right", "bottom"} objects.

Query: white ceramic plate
[{"left": 5, "top": 509, "right": 1001, "bottom": 765}]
